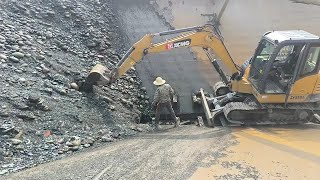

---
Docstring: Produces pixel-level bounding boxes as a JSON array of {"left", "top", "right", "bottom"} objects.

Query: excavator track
[{"left": 223, "top": 102, "right": 315, "bottom": 125}]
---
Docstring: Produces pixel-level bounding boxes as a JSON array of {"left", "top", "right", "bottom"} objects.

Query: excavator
[{"left": 84, "top": 24, "right": 320, "bottom": 126}]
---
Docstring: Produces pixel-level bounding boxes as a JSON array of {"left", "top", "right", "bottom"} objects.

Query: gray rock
[
  {"left": 0, "top": 111, "right": 9, "bottom": 117},
  {"left": 45, "top": 31, "right": 53, "bottom": 38},
  {"left": 36, "top": 55, "right": 45, "bottom": 60},
  {"left": 71, "top": 146, "right": 79, "bottom": 151},
  {"left": 18, "top": 41, "right": 25, "bottom": 46},
  {"left": 9, "top": 56, "right": 20, "bottom": 63},
  {"left": 14, "top": 102, "right": 29, "bottom": 110},
  {"left": 42, "top": 66, "right": 50, "bottom": 73},
  {"left": 15, "top": 69, "right": 23, "bottom": 74},
  {"left": 28, "top": 95, "right": 40, "bottom": 103},
  {"left": 19, "top": 77, "right": 26, "bottom": 83},
  {"left": 43, "top": 145, "right": 50, "bottom": 150},
  {"left": 53, "top": 74, "right": 69, "bottom": 84},
  {"left": 11, "top": 138, "right": 22, "bottom": 145},
  {"left": 63, "top": 146, "right": 71, "bottom": 152},
  {"left": 53, "top": 86, "right": 67, "bottom": 95},
  {"left": 84, "top": 144, "right": 91, "bottom": 148},
  {"left": 87, "top": 42, "right": 98, "bottom": 48},
  {"left": 66, "top": 141, "right": 73, "bottom": 146},
  {"left": 111, "top": 132, "right": 120, "bottom": 139},
  {"left": 69, "top": 136, "right": 81, "bottom": 146},
  {"left": 61, "top": 45, "right": 68, "bottom": 51},
  {"left": 35, "top": 131, "right": 42, "bottom": 136},
  {"left": 0, "top": 54, "right": 7, "bottom": 60},
  {"left": 17, "top": 113, "right": 36, "bottom": 120},
  {"left": 101, "top": 135, "right": 114, "bottom": 142},
  {"left": 25, "top": 41, "right": 32, "bottom": 46},
  {"left": 109, "top": 105, "right": 115, "bottom": 111},
  {"left": 46, "top": 139, "right": 55, "bottom": 144},
  {"left": 12, "top": 52, "right": 25, "bottom": 59},
  {"left": 2, "top": 150, "right": 13, "bottom": 157},
  {"left": 11, "top": 45, "right": 20, "bottom": 51},
  {"left": 0, "top": 124, "right": 16, "bottom": 134},
  {"left": 70, "top": 82, "right": 79, "bottom": 90},
  {"left": 83, "top": 137, "right": 95, "bottom": 145},
  {"left": 0, "top": 169, "right": 8, "bottom": 175},
  {"left": 15, "top": 145, "right": 24, "bottom": 150},
  {"left": 46, "top": 11, "right": 55, "bottom": 16},
  {"left": 101, "top": 96, "right": 114, "bottom": 104},
  {"left": 136, "top": 127, "right": 144, "bottom": 132},
  {"left": 2, "top": 163, "right": 14, "bottom": 168},
  {"left": 42, "top": 88, "right": 53, "bottom": 95}
]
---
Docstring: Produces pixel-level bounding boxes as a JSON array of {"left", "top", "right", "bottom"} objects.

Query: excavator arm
[{"left": 84, "top": 25, "right": 240, "bottom": 87}]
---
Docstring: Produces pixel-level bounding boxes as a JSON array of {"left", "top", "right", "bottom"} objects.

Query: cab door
[
  {"left": 289, "top": 43, "right": 320, "bottom": 102},
  {"left": 249, "top": 39, "right": 305, "bottom": 95},
  {"left": 248, "top": 39, "right": 275, "bottom": 92}
]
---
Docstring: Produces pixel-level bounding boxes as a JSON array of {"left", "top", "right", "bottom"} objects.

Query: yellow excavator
[{"left": 84, "top": 24, "right": 320, "bottom": 126}]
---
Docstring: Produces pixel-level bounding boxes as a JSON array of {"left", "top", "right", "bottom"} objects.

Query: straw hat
[{"left": 153, "top": 77, "right": 166, "bottom": 86}]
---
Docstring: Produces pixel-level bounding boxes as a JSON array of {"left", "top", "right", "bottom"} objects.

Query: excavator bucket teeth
[{"left": 82, "top": 64, "right": 111, "bottom": 91}]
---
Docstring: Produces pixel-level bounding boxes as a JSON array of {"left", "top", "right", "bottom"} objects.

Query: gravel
[{"left": 0, "top": 0, "right": 151, "bottom": 176}]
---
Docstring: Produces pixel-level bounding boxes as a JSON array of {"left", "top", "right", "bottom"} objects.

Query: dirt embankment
[{"left": 0, "top": 0, "right": 150, "bottom": 176}]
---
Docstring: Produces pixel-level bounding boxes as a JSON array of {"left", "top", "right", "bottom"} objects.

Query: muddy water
[{"left": 156, "top": 0, "right": 320, "bottom": 63}]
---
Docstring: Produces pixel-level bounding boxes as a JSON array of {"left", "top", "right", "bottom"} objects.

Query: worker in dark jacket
[{"left": 152, "top": 77, "right": 180, "bottom": 130}]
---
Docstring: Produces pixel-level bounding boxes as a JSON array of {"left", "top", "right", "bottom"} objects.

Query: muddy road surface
[
  {"left": 7, "top": 126, "right": 233, "bottom": 180},
  {"left": 7, "top": 124, "right": 320, "bottom": 180}
]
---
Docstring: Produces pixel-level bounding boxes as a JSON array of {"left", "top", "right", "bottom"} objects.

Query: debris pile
[{"left": 0, "top": 0, "right": 150, "bottom": 175}]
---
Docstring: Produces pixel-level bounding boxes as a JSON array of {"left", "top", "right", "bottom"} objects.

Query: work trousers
[{"left": 155, "top": 102, "right": 177, "bottom": 124}]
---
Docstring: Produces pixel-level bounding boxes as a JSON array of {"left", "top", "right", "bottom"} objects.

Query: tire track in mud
[{"left": 113, "top": 0, "right": 213, "bottom": 115}]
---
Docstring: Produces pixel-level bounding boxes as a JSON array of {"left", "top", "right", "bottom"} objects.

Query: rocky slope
[{"left": 0, "top": 0, "right": 150, "bottom": 175}]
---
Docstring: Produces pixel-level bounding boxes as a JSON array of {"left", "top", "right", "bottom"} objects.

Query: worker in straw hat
[{"left": 152, "top": 77, "right": 180, "bottom": 130}]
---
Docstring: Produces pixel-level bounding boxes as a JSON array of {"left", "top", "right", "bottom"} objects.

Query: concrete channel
[{"left": 113, "top": 0, "right": 218, "bottom": 119}]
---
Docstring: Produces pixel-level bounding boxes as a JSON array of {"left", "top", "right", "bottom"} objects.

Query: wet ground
[
  {"left": 6, "top": 125, "right": 233, "bottom": 180},
  {"left": 191, "top": 124, "right": 320, "bottom": 180},
  {"left": 6, "top": 123, "right": 320, "bottom": 180}
]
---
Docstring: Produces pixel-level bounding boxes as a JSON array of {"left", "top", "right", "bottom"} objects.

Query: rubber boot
[{"left": 174, "top": 117, "right": 181, "bottom": 128}]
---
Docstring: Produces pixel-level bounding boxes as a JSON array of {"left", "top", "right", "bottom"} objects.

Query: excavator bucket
[{"left": 82, "top": 64, "right": 112, "bottom": 91}]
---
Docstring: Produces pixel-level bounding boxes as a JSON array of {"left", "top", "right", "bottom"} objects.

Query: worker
[{"left": 152, "top": 77, "right": 180, "bottom": 130}]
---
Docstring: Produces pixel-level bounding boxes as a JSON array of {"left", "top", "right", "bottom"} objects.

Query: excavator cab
[{"left": 249, "top": 30, "right": 320, "bottom": 98}]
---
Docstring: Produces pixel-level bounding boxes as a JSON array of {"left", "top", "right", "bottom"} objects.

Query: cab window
[
  {"left": 275, "top": 45, "right": 294, "bottom": 61},
  {"left": 301, "top": 45, "right": 320, "bottom": 75},
  {"left": 250, "top": 40, "right": 275, "bottom": 81}
]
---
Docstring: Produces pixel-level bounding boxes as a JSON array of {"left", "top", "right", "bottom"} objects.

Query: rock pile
[{"left": 0, "top": 0, "right": 151, "bottom": 175}]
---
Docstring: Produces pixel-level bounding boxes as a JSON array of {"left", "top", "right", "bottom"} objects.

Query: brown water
[{"left": 156, "top": 0, "right": 320, "bottom": 63}]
